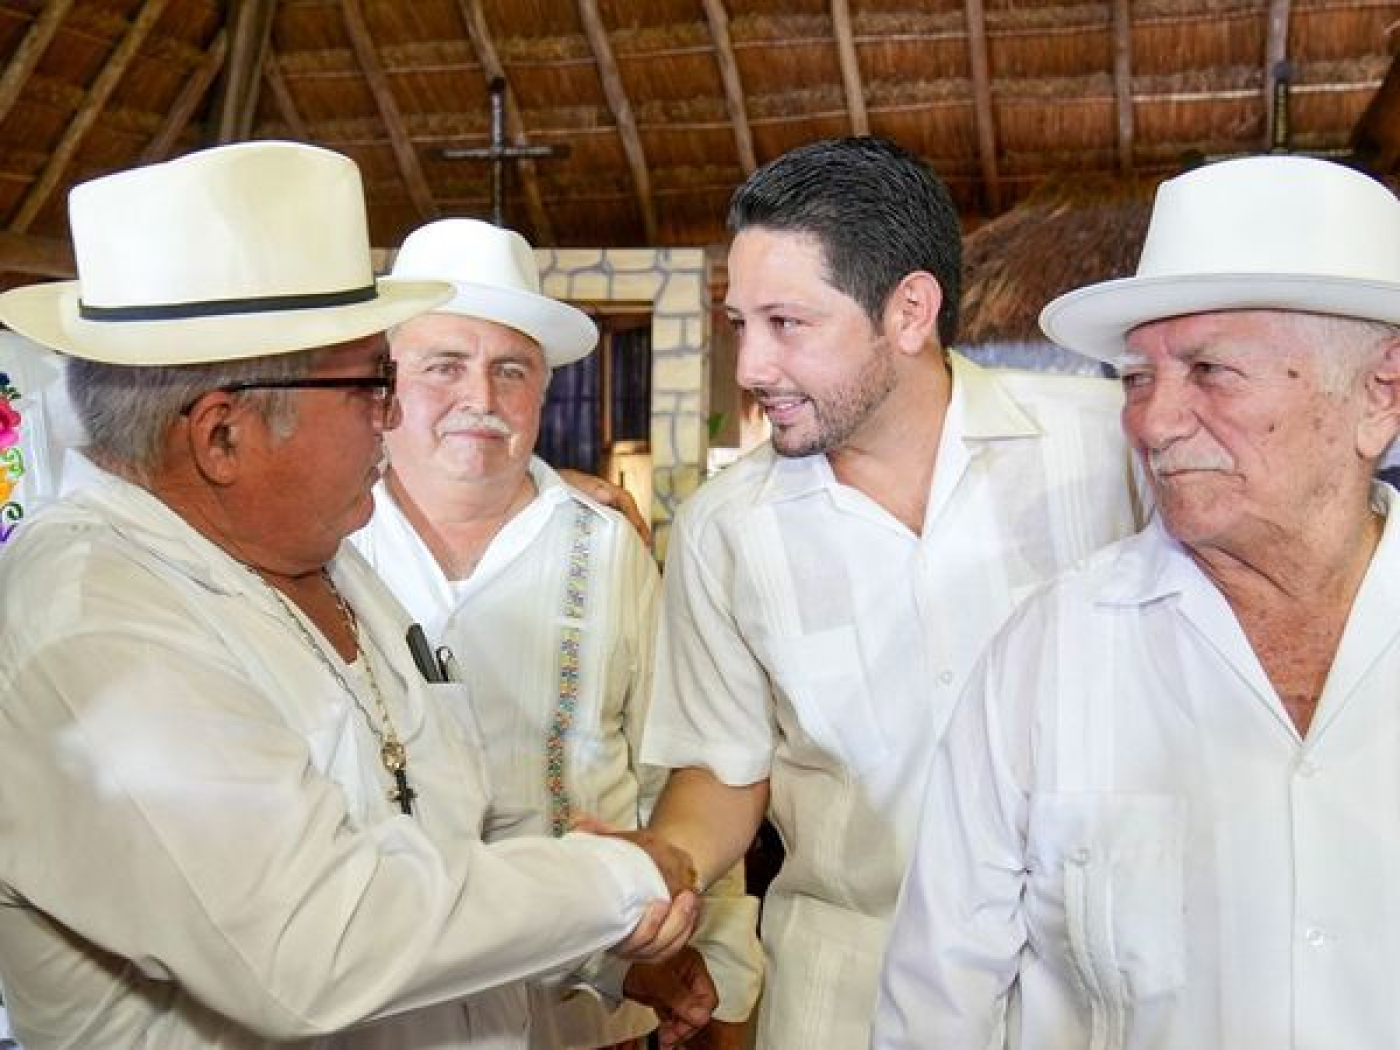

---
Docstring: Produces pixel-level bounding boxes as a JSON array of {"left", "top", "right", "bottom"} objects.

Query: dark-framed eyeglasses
[{"left": 181, "top": 360, "right": 397, "bottom": 423}]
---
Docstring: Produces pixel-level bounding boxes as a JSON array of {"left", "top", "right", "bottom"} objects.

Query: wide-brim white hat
[
  {"left": 389, "top": 217, "right": 598, "bottom": 368},
  {"left": 0, "top": 141, "right": 451, "bottom": 365},
  {"left": 1039, "top": 155, "right": 1400, "bottom": 365}
]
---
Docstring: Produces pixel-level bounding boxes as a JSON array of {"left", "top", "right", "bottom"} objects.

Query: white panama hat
[
  {"left": 0, "top": 141, "right": 451, "bottom": 365},
  {"left": 1039, "top": 155, "right": 1400, "bottom": 366},
  {"left": 389, "top": 217, "right": 598, "bottom": 368}
]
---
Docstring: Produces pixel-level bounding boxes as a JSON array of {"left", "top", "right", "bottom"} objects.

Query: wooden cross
[{"left": 442, "top": 77, "right": 570, "bottom": 227}]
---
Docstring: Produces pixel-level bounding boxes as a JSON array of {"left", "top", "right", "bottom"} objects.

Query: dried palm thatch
[
  {"left": 960, "top": 174, "right": 1156, "bottom": 347},
  {"left": 0, "top": 0, "right": 1393, "bottom": 296}
]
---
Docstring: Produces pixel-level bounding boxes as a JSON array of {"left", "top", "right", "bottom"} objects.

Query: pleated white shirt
[
  {"left": 644, "top": 355, "right": 1144, "bottom": 1050},
  {"left": 876, "top": 490, "right": 1400, "bottom": 1050}
]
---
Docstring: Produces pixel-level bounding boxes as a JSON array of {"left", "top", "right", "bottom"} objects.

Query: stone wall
[{"left": 537, "top": 247, "right": 711, "bottom": 559}]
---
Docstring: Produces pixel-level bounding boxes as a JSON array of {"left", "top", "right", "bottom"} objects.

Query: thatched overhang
[
  {"left": 959, "top": 174, "right": 1154, "bottom": 348},
  {"left": 0, "top": 0, "right": 1393, "bottom": 295}
]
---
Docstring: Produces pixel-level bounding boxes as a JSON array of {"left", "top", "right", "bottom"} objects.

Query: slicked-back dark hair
[{"left": 727, "top": 136, "right": 962, "bottom": 347}]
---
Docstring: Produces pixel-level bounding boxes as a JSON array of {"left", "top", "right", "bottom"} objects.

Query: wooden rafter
[
  {"left": 454, "top": 0, "right": 554, "bottom": 242},
  {"left": 210, "top": 0, "right": 277, "bottom": 143},
  {"left": 0, "top": 0, "right": 76, "bottom": 129},
  {"left": 1353, "top": 50, "right": 1400, "bottom": 173},
  {"left": 0, "top": 230, "right": 75, "bottom": 277},
  {"left": 263, "top": 52, "right": 310, "bottom": 142},
  {"left": 1264, "top": 0, "right": 1292, "bottom": 149},
  {"left": 342, "top": 0, "right": 437, "bottom": 220},
  {"left": 10, "top": 0, "right": 172, "bottom": 234},
  {"left": 963, "top": 0, "right": 1001, "bottom": 214},
  {"left": 1111, "top": 0, "right": 1134, "bottom": 173},
  {"left": 576, "top": 0, "right": 658, "bottom": 243},
  {"left": 701, "top": 0, "right": 756, "bottom": 175},
  {"left": 830, "top": 0, "right": 868, "bottom": 136},
  {"left": 141, "top": 28, "right": 228, "bottom": 163}
]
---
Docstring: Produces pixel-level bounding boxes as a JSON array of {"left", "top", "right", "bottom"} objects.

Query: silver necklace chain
[{"left": 258, "top": 570, "right": 417, "bottom": 815}]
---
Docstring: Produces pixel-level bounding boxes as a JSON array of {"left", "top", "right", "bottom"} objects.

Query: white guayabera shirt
[
  {"left": 877, "top": 492, "right": 1400, "bottom": 1050},
  {"left": 0, "top": 456, "right": 668, "bottom": 1050},
  {"left": 355, "top": 458, "right": 762, "bottom": 1048},
  {"left": 644, "top": 354, "right": 1145, "bottom": 1050}
]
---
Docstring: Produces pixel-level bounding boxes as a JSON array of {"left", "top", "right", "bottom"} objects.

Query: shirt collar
[
  {"left": 58, "top": 450, "right": 269, "bottom": 598},
  {"left": 1096, "top": 483, "right": 1400, "bottom": 608},
  {"left": 750, "top": 351, "right": 1043, "bottom": 506},
  {"left": 950, "top": 352, "right": 1043, "bottom": 441}
]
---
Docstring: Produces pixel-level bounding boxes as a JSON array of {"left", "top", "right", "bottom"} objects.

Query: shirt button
[
  {"left": 937, "top": 670, "right": 954, "bottom": 686},
  {"left": 1298, "top": 759, "right": 1319, "bottom": 778},
  {"left": 1072, "top": 847, "right": 1092, "bottom": 865},
  {"left": 1304, "top": 927, "right": 1327, "bottom": 946}
]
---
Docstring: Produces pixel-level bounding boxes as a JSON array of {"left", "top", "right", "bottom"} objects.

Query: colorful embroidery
[
  {"left": 546, "top": 507, "right": 596, "bottom": 836},
  {"left": 0, "top": 372, "right": 25, "bottom": 545}
]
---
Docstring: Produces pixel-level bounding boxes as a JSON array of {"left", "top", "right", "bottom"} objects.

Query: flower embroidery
[
  {"left": 0, "top": 394, "right": 20, "bottom": 451},
  {"left": 0, "top": 370, "right": 27, "bottom": 544}
]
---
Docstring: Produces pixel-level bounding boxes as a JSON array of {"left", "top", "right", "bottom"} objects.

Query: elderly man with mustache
[
  {"left": 874, "top": 155, "right": 1400, "bottom": 1049},
  {"left": 352, "top": 219, "right": 761, "bottom": 1050}
]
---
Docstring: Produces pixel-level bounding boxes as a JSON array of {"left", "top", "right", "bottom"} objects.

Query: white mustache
[
  {"left": 1148, "top": 447, "right": 1234, "bottom": 475},
  {"left": 437, "top": 411, "right": 512, "bottom": 438}
]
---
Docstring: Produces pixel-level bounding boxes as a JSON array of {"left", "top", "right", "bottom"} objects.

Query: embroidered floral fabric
[{"left": 0, "top": 370, "right": 25, "bottom": 545}]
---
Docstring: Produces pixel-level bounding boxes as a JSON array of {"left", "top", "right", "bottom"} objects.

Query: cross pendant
[{"left": 390, "top": 768, "right": 417, "bottom": 816}]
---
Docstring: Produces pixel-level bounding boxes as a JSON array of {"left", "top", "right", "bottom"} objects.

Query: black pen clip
[
  {"left": 434, "top": 645, "right": 459, "bottom": 682},
  {"left": 406, "top": 623, "right": 445, "bottom": 682}
]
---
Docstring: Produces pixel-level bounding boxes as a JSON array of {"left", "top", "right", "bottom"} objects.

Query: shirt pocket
[
  {"left": 1026, "top": 792, "right": 1187, "bottom": 1043},
  {"left": 764, "top": 625, "right": 891, "bottom": 774},
  {"left": 418, "top": 680, "right": 497, "bottom": 819}
]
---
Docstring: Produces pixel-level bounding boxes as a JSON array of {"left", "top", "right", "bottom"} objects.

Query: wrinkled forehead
[{"left": 1120, "top": 308, "right": 1316, "bottom": 364}]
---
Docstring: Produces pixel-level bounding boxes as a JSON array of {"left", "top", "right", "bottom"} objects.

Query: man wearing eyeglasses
[{"left": 0, "top": 142, "right": 707, "bottom": 1049}]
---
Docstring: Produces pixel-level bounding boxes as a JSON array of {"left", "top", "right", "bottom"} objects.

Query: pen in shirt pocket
[
  {"left": 434, "top": 646, "right": 460, "bottom": 682},
  {"left": 405, "top": 623, "right": 445, "bottom": 682}
]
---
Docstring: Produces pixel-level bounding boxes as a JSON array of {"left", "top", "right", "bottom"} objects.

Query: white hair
[
  {"left": 1291, "top": 313, "right": 1400, "bottom": 395},
  {"left": 66, "top": 348, "right": 325, "bottom": 483}
]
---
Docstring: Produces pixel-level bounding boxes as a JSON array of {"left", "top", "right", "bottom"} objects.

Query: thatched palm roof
[
  {"left": 0, "top": 0, "right": 1396, "bottom": 295},
  {"left": 960, "top": 175, "right": 1155, "bottom": 346}
]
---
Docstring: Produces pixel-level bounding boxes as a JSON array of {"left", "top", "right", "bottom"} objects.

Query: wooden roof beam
[
  {"left": 830, "top": 0, "right": 868, "bottom": 137},
  {"left": 263, "top": 51, "right": 311, "bottom": 142},
  {"left": 0, "top": 230, "right": 75, "bottom": 277},
  {"left": 454, "top": 0, "right": 554, "bottom": 242},
  {"left": 1352, "top": 51, "right": 1400, "bottom": 173},
  {"left": 342, "top": 0, "right": 437, "bottom": 221},
  {"left": 963, "top": 0, "right": 1001, "bottom": 214},
  {"left": 701, "top": 0, "right": 756, "bottom": 175},
  {"left": 1264, "top": 0, "right": 1292, "bottom": 149},
  {"left": 10, "top": 0, "right": 172, "bottom": 234},
  {"left": 0, "top": 0, "right": 76, "bottom": 128},
  {"left": 210, "top": 0, "right": 277, "bottom": 143},
  {"left": 576, "top": 0, "right": 658, "bottom": 243},
  {"left": 1111, "top": 0, "right": 1134, "bottom": 173},
  {"left": 141, "top": 28, "right": 228, "bottom": 163}
]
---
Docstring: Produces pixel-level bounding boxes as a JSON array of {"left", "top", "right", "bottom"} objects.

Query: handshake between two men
[{"left": 589, "top": 820, "right": 722, "bottom": 1048}]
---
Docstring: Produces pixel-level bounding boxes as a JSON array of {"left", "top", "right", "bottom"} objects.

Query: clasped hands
[
  {"left": 573, "top": 816, "right": 717, "bottom": 1045},
  {"left": 573, "top": 815, "right": 700, "bottom": 961}
]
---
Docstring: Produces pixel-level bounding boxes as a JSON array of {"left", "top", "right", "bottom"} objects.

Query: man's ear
[
  {"left": 181, "top": 393, "right": 247, "bottom": 486},
  {"left": 1358, "top": 335, "right": 1400, "bottom": 461},
  {"left": 882, "top": 271, "right": 943, "bottom": 357}
]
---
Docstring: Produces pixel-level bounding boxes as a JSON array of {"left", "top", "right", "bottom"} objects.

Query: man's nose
[
  {"left": 735, "top": 331, "right": 780, "bottom": 391},
  {"left": 379, "top": 393, "right": 403, "bottom": 432},
  {"left": 1128, "top": 377, "right": 1197, "bottom": 450},
  {"left": 454, "top": 365, "right": 494, "bottom": 410}
]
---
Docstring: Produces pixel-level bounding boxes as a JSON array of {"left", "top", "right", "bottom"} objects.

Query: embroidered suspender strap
[{"left": 546, "top": 503, "right": 597, "bottom": 836}]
